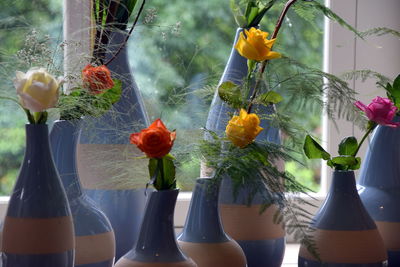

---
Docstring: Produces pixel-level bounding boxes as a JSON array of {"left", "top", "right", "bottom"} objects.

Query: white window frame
[{"left": 0, "top": 1, "right": 399, "bottom": 245}]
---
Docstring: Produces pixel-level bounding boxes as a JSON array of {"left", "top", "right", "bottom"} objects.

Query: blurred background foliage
[{"left": 0, "top": 0, "right": 322, "bottom": 195}]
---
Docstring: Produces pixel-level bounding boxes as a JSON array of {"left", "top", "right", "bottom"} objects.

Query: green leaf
[
  {"left": 256, "top": 91, "right": 283, "bottom": 105},
  {"left": 148, "top": 155, "right": 176, "bottom": 190},
  {"left": 247, "top": 7, "right": 259, "bottom": 26},
  {"left": 393, "top": 74, "right": 400, "bottom": 90},
  {"left": 327, "top": 156, "right": 361, "bottom": 170},
  {"left": 338, "top": 136, "right": 358, "bottom": 156},
  {"left": 218, "top": 81, "right": 243, "bottom": 108},
  {"left": 303, "top": 135, "right": 331, "bottom": 160},
  {"left": 98, "top": 79, "right": 122, "bottom": 104}
]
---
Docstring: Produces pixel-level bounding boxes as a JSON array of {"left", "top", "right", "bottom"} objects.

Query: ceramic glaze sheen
[
  {"left": 115, "top": 190, "right": 197, "bottom": 267},
  {"left": 1, "top": 124, "right": 74, "bottom": 267},
  {"left": 50, "top": 120, "right": 115, "bottom": 267},
  {"left": 358, "top": 120, "right": 400, "bottom": 266},
  {"left": 299, "top": 171, "right": 387, "bottom": 266},
  {"left": 178, "top": 178, "right": 247, "bottom": 267},
  {"left": 204, "top": 28, "right": 284, "bottom": 267},
  {"left": 77, "top": 31, "right": 150, "bottom": 260}
]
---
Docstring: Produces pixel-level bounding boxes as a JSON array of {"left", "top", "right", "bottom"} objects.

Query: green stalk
[{"left": 352, "top": 123, "right": 377, "bottom": 157}]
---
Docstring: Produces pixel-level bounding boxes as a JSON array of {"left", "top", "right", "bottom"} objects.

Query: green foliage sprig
[
  {"left": 380, "top": 74, "right": 400, "bottom": 110},
  {"left": 58, "top": 79, "right": 122, "bottom": 120}
]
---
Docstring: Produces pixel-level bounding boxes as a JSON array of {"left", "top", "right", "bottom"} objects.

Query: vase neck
[
  {"left": 134, "top": 189, "right": 187, "bottom": 262},
  {"left": 50, "top": 120, "right": 83, "bottom": 200},
  {"left": 179, "top": 178, "right": 229, "bottom": 243},
  {"left": 329, "top": 170, "right": 358, "bottom": 195},
  {"left": 219, "top": 28, "right": 248, "bottom": 86},
  {"left": 25, "top": 124, "right": 52, "bottom": 158}
]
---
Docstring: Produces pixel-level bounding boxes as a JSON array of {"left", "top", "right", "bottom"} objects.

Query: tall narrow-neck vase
[
  {"left": 50, "top": 120, "right": 115, "bottom": 267},
  {"left": 115, "top": 189, "right": 197, "bottom": 267},
  {"left": 204, "top": 28, "right": 284, "bottom": 267},
  {"left": 1, "top": 124, "right": 74, "bottom": 267},
  {"left": 178, "top": 178, "right": 247, "bottom": 267},
  {"left": 358, "top": 118, "right": 400, "bottom": 266},
  {"left": 299, "top": 170, "right": 387, "bottom": 266},
  {"left": 77, "top": 31, "right": 150, "bottom": 260}
]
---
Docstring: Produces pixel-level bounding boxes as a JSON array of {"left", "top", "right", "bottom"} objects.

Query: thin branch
[
  {"left": 247, "top": 0, "right": 298, "bottom": 113},
  {"left": 104, "top": 0, "right": 146, "bottom": 66}
]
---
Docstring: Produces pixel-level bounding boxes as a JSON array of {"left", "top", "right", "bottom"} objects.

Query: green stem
[
  {"left": 156, "top": 157, "right": 164, "bottom": 190},
  {"left": 246, "top": 0, "right": 298, "bottom": 113},
  {"left": 352, "top": 124, "right": 376, "bottom": 157}
]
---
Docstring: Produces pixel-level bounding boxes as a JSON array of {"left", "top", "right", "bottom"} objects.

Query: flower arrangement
[
  {"left": 130, "top": 119, "right": 177, "bottom": 190},
  {"left": 304, "top": 95, "right": 400, "bottom": 170}
]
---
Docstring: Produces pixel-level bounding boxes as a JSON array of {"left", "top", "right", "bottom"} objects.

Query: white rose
[{"left": 14, "top": 68, "right": 62, "bottom": 112}]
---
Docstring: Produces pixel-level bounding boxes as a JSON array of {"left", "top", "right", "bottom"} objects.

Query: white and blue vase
[
  {"left": 298, "top": 170, "right": 387, "bottom": 266},
  {"left": 77, "top": 31, "right": 150, "bottom": 260},
  {"left": 115, "top": 189, "right": 197, "bottom": 267},
  {"left": 204, "top": 28, "right": 285, "bottom": 267},
  {"left": 50, "top": 120, "right": 115, "bottom": 267},
  {"left": 1, "top": 124, "right": 74, "bottom": 266},
  {"left": 358, "top": 119, "right": 400, "bottom": 266},
  {"left": 178, "top": 178, "right": 247, "bottom": 267}
]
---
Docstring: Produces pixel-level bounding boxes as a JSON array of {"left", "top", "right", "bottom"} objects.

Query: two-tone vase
[
  {"left": 204, "top": 27, "right": 285, "bottom": 267},
  {"left": 1, "top": 124, "right": 74, "bottom": 266},
  {"left": 358, "top": 118, "right": 400, "bottom": 266},
  {"left": 115, "top": 189, "right": 197, "bottom": 267},
  {"left": 77, "top": 31, "right": 150, "bottom": 260},
  {"left": 298, "top": 170, "right": 387, "bottom": 266},
  {"left": 50, "top": 120, "right": 115, "bottom": 267},
  {"left": 178, "top": 178, "right": 247, "bottom": 267}
]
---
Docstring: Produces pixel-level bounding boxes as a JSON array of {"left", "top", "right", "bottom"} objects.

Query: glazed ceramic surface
[
  {"left": 77, "top": 31, "right": 150, "bottom": 260},
  {"left": 2, "top": 124, "right": 74, "bottom": 267},
  {"left": 50, "top": 120, "right": 115, "bottom": 267},
  {"left": 358, "top": 121, "right": 400, "bottom": 266},
  {"left": 299, "top": 171, "right": 387, "bottom": 266},
  {"left": 178, "top": 178, "right": 246, "bottom": 267},
  {"left": 115, "top": 189, "right": 196, "bottom": 267},
  {"left": 204, "top": 28, "right": 285, "bottom": 267}
]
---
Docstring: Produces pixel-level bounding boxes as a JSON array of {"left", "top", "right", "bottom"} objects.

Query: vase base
[
  {"left": 236, "top": 238, "right": 285, "bottom": 267},
  {"left": 178, "top": 240, "right": 246, "bottom": 267},
  {"left": 115, "top": 258, "right": 197, "bottom": 267},
  {"left": 298, "top": 257, "right": 388, "bottom": 267},
  {"left": 77, "top": 259, "right": 114, "bottom": 267}
]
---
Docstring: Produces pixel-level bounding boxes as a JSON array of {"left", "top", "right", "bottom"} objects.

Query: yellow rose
[
  {"left": 226, "top": 109, "right": 263, "bottom": 148},
  {"left": 234, "top": 27, "right": 281, "bottom": 62},
  {"left": 14, "top": 68, "right": 62, "bottom": 112}
]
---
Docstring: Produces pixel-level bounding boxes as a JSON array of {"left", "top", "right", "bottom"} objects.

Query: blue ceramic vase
[
  {"left": 298, "top": 170, "right": 387, "bottom": 266},
  {"left": 178, "top": 178, "right": 247, "bottom": 267},
  {"left": 50, "top": 120, "right": 115, "bottom": 267},
  {"left": 77, "top": 31, "right": 150, "bottom": 260},
  {"left": 115, "top": 189, "right": 197, "bottom": 267},
  {"left": 1, "top": 124, "right": 74, "bottom": 266},
  {"left": 358, "top": 120, "right": 400, "bottom": 266},
  {"left": 204, "top": 28, "right": 285, "bottom": 267}
]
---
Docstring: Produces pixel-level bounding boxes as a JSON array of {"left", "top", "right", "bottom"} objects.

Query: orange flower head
[
  {"left": 82, "top": 64, "right": 114, "bottom": 94},
  {"left": 130, "top": 119, "right": 176, "bottom": 158}
]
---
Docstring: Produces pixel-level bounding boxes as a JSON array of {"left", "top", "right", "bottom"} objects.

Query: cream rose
[{"left": 14, "top": 68, "right": 62, "bottom": 112}]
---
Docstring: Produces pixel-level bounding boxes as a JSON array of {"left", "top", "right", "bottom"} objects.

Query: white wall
[{"left": 323, "top": 0, "right": 400, "bottom": 188}]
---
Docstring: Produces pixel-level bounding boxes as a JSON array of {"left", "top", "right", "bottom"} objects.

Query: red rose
[
  {"left": 82, "top": 64, "right": 114, "bottom": 94},
  {"left": 130, "top": 119, "right": 176, "bottom": 158}
]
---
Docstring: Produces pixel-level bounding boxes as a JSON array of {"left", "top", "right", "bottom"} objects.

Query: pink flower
[{"left": 354, "top": 96, "right": 400, "bottom": 127}]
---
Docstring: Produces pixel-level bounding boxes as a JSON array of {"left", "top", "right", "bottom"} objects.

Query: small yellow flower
[
  {"left": 226, "top": 109, "right": 263, "bottom": 148},
  {"left": 234, "top": 27, "right": 281, "bottom": 62}
]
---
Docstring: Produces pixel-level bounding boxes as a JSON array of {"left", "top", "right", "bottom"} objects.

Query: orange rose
[
  {"left": 130, "top": 119, "right": 176, "bottom": 158},
  {"left": 82, "top": 64, "right": 114, "bottom": 94}
]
